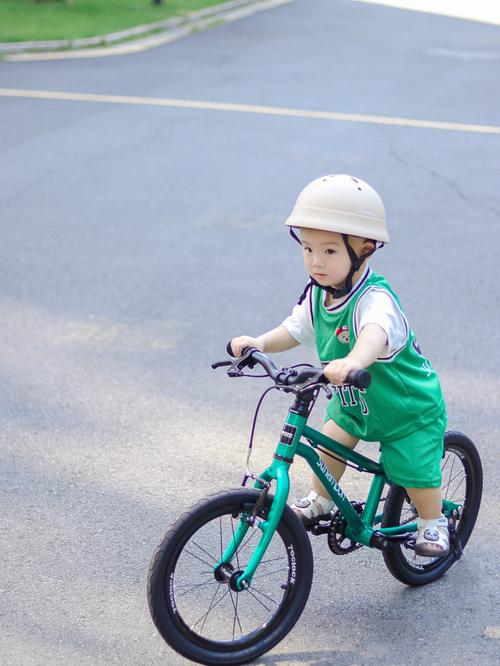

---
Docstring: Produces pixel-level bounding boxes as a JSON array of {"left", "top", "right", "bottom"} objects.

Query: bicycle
[{"left": 147, "top": 347, "right": 483, "bottom": 665}]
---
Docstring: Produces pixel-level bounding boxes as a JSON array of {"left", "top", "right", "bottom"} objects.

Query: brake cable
[
  {"left": 213, "top": 355, "right": 332, "bottom": 485},
  {"left": 241, "top": 385, "right": 282, "bottom": 487},
  {"left": 241, "top": 365, "right": 323, "bottom": 486}
]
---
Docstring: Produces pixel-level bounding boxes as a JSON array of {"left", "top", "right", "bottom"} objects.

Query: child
[{"left": 230, "top": 174, "right": 449, "bottom": 557}]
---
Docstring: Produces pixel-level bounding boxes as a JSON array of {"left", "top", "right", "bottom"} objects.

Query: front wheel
[
  {"left": 382, "top": 431, "right": 483, "bottom": 586},
  {"left": 147, "top": 487, "right": 314, "bottom": 665}
]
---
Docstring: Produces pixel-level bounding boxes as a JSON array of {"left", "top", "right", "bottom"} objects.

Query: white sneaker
[
  {"left": 415, "top": 515, "right": 450, "bottom": 557},
  {"left": 290, "top": 491, "right": 335, "bottom": 526}
]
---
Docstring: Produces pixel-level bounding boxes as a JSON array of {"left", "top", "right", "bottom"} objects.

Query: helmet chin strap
[
  {"left": 314, "top": 234, "right": 368, "bottom": 298},
  {"left": 289, "top": 228, "right": 379, "bottom": 301}
]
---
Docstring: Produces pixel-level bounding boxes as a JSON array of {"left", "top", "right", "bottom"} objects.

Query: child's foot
[
  {"left": 290, "top": 491, "right": 335, "bottom": 526},
  {"left": 415, "top": 516, "right": 449, "bottom": 557}
]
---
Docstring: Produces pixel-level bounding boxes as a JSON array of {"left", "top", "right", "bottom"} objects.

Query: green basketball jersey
[{"left": 313, "top": 269, "right": 445, "bottom": 441}]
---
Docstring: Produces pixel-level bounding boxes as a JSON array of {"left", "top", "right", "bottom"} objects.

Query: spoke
[
  {"left": 192, "top": 586, "right": 231, "bottom": 633},
  {"left": 259, "top": 555, "right": 287, "bottom": 566},
  {"left": 228, "top": 585, "right": 243, "bottom": 639},
  {"left": 400, "top": 505, "right": 417, "bottom": 525},
  {"left": 443, "top": 467, "right": 466, "bottom": 489},
  {"left": 442, "top": 455, "right": 457, "bottom": 499},
  {"left": 252, "top": 567, "right": 288, "bottom": 581},
  {"left": 175, "top": 577, "right": 219, "bottom": 599},
  {"left": 175, "top": 574, "right": 214, "bottom": 587},
  {"left": 192, "top": 583, "right": 222, "bottom": 633},
  {"left": 191, "top": 540, "right": 218, "bottom": 564},
  {"left": 246, "top": 584, "right": 280, "bottom": 607},
  {"left": 441, "top": 453, "right": 451, "bottom": 474},
  {"left": 448, "top": 475, "right": 466, "bottom": 503},
  {"left": 443, "top": 470, "right": 466, "bottom": 501},
  {"left": 243, "top": 587, "right": 273, "bottom": 613},
  {"left": 184, "top": 548, "right": 215, "bottom": 569}
]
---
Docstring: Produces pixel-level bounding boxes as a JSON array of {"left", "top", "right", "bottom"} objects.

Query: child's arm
[
  {"left": 231, "top": 326, "right": 300, "bottom": 356},
  {"left": 323, "top": 323, "right": 388, "bottom": 384}
]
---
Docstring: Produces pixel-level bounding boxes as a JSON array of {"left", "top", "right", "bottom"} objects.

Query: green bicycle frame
[{"left": 218, "top": 403, "right": 459, "bottom": 591}]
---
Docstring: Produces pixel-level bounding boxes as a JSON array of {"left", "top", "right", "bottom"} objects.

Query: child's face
[{"left": 300, "top": 228, "right": 369, "bottom": 288}]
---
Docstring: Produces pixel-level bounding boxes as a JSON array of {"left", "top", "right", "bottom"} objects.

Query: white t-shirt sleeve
[
  {"left": 354, "top": 288, "right": 409, "bottom": 358},
  {"left": 281, "top": 292, "right": 315, "bottom": 347}
]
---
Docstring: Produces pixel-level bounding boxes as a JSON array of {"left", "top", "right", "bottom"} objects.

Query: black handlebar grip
[
  {"left": 346, "top": 369, "right": 371, "bottom": 389},
  {"left": 226, "top": 341, "right": 253, "bottom": 358}
]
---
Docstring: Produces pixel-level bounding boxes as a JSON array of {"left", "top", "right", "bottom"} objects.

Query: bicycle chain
[{"left": 327, "top": 501, "right": 365, "bottom": 555}]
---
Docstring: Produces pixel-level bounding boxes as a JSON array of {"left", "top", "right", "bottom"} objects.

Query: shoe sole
[{"left": 292, "top": 509, "right": 332, "bottom": 527}]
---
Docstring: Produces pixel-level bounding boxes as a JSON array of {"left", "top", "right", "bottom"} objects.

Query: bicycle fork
[
  {"left": 214, "top": 409, "right": 308, "bottom": 591},
  {"left": 213, "top": 465, "right": 290, "bottom": 590}
]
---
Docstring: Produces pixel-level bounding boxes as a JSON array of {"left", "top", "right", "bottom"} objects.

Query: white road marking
[
  {"left": 0, "top": 87, "right": 499, "bottom": 135},
  {"left": 483, "top": 626, "right": 500, "bottom": 639},
  {"left": 427, "top": 48, "right": 500, "bottom": 61}
]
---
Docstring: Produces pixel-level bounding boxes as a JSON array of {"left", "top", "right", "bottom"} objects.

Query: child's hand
[
  {"left": 323, "top": 357, "right": 363, "bottom": 385},
  {"left": 230, "top": 336, "right": 264, "bottom": 357}
]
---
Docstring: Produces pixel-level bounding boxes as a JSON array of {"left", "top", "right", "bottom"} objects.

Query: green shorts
[{"left": 380, "top": 410, "right": 447, "bottom": 488}]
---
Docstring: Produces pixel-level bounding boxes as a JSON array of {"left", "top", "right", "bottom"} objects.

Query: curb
[{"left": 1, "top": 0, "right": 291, "bottom": 60}]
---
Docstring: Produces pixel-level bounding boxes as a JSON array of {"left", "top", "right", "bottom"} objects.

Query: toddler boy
[{"left": 231, "top": 174, "right": 449, "bottom": 556}]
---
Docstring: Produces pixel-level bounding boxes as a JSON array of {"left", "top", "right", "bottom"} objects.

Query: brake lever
[
  {"left": 212, "top": 347, "right": 258, "bottom": 376},
  {"left": 322, "top": 383, "right": 333, "bottom": 399},
  {"left": 211, "top": 357, "right": 245, "bottom": 376},
  {"left": 211, "top": 360, "right": 233, "bottom": 369},
  {"left": 297, "top": 382, "right": 332, "bottom": 399}
]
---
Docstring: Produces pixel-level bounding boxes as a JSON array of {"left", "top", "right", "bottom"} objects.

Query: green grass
[{"left": 0, "top": 0, "right": 232, "bottom": 42}]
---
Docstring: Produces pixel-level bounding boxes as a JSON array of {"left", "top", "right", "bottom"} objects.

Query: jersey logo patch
[{"left": 336, "top": 325, "right": 350, "bottom": 345}]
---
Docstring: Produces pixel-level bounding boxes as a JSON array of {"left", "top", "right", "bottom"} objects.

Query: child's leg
[
  {"left": 292, "top": 419, "right": 358, "bottom": 525},
  {"left": 312, "top": 419, "right": 359, "bottom": 495},
  {"left": 405, "top": 486, "right": 442, "bottom": 520},
  {"left": 380, "top": 411, "right": 449, "bottom": 555},
  {"left": 405, "top": 486, "right": 449, "bottom": 555},
  {"left": 409, "top": 491, "right": 449, "bottom": 555}
]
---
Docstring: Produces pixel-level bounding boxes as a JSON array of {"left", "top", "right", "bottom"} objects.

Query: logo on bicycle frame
[{"left": 317, "top": 459, "right": 346, "bottom": 501}]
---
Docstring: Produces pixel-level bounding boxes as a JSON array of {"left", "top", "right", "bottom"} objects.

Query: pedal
[
  {"left": 451, "top": 536, "right": 463, "bottom": 558},
  {"left": 369, "top": 530, "right": 416, "bottom": 550},
  {"left": 308, "top": 519, "right": 331, "bottom": 536},
  {"left": 449, "top": 511, "right": 463, "bottom": 558}
]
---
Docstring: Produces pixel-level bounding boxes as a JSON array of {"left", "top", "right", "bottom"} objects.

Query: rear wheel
[
  {"left": 147, "top": 487, "right": 313, "bottom": 665},
  {"left": 382, "top": 431, "right": 482, "bottom": 586}
]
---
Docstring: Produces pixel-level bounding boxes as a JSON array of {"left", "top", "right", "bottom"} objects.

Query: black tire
[
  {"left": 382, "top": 431, "right": 482, "bottom": 586},
  {"left": 147, "top": 487, "right": 313, "bottom": 665}
]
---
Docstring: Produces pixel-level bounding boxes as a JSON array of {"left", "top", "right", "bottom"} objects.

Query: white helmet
[{"left": 285, "top": 174, "right": 389, "bottom": 243}]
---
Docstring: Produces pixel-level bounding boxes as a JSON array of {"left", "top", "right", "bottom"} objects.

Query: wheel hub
[
  {"left": 213, "top": 563, "right": 246, "bottom": 591},
  {"left": 213, "top": 562, "right": 233, "bottom": 583}
]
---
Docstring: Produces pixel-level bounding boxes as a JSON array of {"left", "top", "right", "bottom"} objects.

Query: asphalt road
[{"left": 1, "top": 1, "right": 499, "bottom": 664}]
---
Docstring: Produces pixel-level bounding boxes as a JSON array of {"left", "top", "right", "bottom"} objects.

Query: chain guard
[{"left": 327, "top": 501, "right": 364, "bottom": 555}]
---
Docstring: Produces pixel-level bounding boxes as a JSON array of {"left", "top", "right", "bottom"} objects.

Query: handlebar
[{"left": 220, "top": 342, "right": 371, "bottom": 391}]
